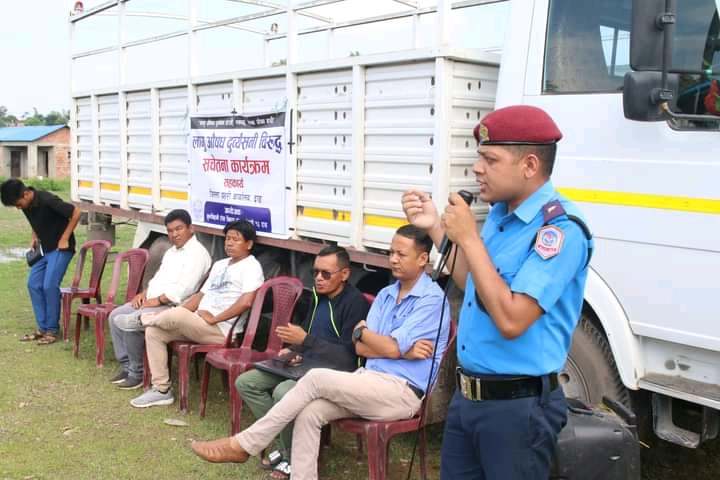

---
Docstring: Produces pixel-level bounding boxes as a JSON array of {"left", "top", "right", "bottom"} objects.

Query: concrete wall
[{"left": 37, "top": 127, "right": 70, "bottom": 179}]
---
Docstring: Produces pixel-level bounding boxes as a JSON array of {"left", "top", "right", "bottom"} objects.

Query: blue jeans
[
  {"left": 440, "top": 377, "right": 567, "bottom": 480},
  {"left": 27, "top": 249, "right": 74, "bottom": 335}
]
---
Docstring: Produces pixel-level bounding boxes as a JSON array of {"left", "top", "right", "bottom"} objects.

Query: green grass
[
  {"left": 1, "top": 180, "right": 719, "bottom": 479},
  {"left": 0, "top": 182, "right": 444, "bottom": 479}
]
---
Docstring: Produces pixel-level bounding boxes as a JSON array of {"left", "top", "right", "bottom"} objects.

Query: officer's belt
[{"left": 456, "top": 368, "right": 559, "bottom": 401}]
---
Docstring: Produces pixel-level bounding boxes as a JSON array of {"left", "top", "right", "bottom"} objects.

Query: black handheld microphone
[{"left": 431, "top": 190, "right": 474, "bottom": 281}]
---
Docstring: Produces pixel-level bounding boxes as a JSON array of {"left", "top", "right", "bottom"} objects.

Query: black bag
[
  {"left": 25, "top": 243, "right": 44, "bottom": 267},
  {"left": 550, "top": 397, "right": 641, "bottom": 480}
]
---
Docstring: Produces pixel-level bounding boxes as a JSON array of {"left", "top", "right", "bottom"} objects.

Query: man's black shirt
[{"left": 23, "top": 188, "right": 76, "bottom": 253}]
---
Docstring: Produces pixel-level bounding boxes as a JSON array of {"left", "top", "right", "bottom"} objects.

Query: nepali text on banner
[{"left": 189, "top": 112, "right": 287, "bottom": 235}]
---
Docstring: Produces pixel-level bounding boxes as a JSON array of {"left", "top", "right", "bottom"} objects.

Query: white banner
[{"left": 189, "top": 112, "right": 287, "bottom": 235}]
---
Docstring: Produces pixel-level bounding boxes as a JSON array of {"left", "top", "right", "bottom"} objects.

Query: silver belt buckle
[{"left": 456, "top": 368, "right": 482, "bottom": 401}]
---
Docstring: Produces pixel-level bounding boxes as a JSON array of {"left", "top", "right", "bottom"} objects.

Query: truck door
[{"left": 520, "top": 0, "right": 720, "bottom": 354}]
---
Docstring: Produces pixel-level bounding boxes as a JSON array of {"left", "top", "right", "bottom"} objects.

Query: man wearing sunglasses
[
  {"left": 234, "top": 245, "right": 370, "bottom": 479},
  {"left": 191, "top": 225, "right": 450, "bottom": 480}
]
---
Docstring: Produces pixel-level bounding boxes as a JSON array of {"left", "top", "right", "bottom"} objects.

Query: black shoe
[
  {"left": 110, "top": 370, "right": 128, "bottom": 384},
  {"left": 117, "top": 377, "right": 143, "bottom": 390}
]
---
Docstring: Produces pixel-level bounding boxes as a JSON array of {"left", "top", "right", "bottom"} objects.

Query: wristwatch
[{"left": 352, "top": 325, "right": 367, "bottom": 343}]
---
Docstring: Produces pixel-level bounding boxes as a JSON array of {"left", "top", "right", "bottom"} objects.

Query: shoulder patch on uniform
[
  {"left": 542, "top": 199, "right": 566, "bottom": 224},
  {"left": 534, "top": 225, "right": 564, "bottom": 260}
]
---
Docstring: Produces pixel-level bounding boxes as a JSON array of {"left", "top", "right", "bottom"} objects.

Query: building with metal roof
[{"left": 0, "top": 125, "right": 70, "bottom": 179}]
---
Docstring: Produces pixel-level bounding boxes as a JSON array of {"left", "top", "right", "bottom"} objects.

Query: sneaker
[
  {"left": 130, "top": 387, "right": 174, "bottom": 408},
  {"left": 117, "top": 377, "right": 144, "bottom": 390},
  {"left": 114, "top": 312, "right": 144, "bottom": 332},
  {"left": 110, "top": 370, "right": 128, "bottom": 384}
]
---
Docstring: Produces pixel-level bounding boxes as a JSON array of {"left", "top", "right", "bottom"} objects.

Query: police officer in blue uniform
[{"left": 402, "top": 105, "right": 593, "bottom": 479}]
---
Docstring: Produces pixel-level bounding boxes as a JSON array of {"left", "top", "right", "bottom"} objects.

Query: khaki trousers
[
  {"left": 235, "top": 368, "right": 422, "bottom": 480},
  {"left": 145, "top": 307, "right": 225, "bottom": 391}
]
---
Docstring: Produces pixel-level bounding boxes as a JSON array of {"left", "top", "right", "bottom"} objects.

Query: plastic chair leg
[
  {"left": 365, "top": 425, "right": 388, "bottom": 480},
  {"left": 199, "top": 361, "right": 211, "bottom": 418},
  {"left": 95, "top": 316, "right": 105, "bottom": 368},
  {"left": 73, "top": 313, "right": 83, "bottom": 358},
  {"left": 177, "top": 349, "right": 191, "bottom": 413},
  {"left": 61, "top": 294, "right": 72, "bottom": 342},
  {"left": 419, "top": 426, "right": 428, "bottom": 480},
  {"left": 228, "top": 367, "right": 246, "bottom": 435},
  {"left": 142, "top": 351, "right": 151, "bottom": 390}
]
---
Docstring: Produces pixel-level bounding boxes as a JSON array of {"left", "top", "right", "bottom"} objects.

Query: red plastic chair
[
  {"left": 61, "top": 240, "right": 111, "bottom": 341},
  {"left": 198, "top": 276, "right": 304, "bottom": 434},
  {"left": 73, "top": 248, "right": 149, "bottom": 367},
  {"left": 332, "top": 320, "right": 458, "bottom": 480}
]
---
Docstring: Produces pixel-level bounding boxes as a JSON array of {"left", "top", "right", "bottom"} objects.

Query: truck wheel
[{"left": 561, "top": 314, "right": 631, "bottom": 407}]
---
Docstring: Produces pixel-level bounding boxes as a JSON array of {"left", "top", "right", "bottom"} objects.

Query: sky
[
  {"left": 0, "top": 0, "right": 72, "bottom": 116},
  {"left": 0, "top": 0, "right": 508, "bottom": 117}
]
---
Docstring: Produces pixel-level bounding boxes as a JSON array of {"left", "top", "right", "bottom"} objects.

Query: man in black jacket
[{"left": 235, "top": 245, "right": 369, "bottom": 479}]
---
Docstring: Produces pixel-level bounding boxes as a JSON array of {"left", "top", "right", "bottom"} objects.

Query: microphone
[{"left": 432, "top": 190, "right": 474, "bottom": 281}]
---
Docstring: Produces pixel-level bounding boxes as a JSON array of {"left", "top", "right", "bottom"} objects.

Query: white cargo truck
[{"left": 70, "top": 0, "right": 720, "bottom": 447}]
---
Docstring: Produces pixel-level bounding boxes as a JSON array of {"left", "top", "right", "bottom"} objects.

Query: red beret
[{"left": 473, "top": 105, "right": 562, "bottom": 145}]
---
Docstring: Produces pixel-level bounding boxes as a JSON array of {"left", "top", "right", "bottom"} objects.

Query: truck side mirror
[
  {"left": 630, "top": 0, "right": 674, "bottom": 71},
  {"left": 623, "top": 71, "right": 678, "bottom": 121}
]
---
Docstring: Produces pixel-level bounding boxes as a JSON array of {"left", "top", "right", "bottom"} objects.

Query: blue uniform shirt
[
  {"left": 366, "top": 273, "right": 450, "bottom": 392},
  {"left": 458, "top": 181, "right": 592, "bottom": 376}
]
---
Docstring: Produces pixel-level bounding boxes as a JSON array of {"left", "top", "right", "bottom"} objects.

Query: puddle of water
[{"left": 0, "top": 248, "right": 28, "bottom": 263}]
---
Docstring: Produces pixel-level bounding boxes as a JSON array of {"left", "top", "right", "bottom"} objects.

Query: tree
[{"left": 0, "top": 106, "right": 69, "bottom": 126}]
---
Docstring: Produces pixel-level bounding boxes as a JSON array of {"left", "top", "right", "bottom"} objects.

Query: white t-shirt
[{"left": 198, "top": 255, "right": 264, "bottom": 336}]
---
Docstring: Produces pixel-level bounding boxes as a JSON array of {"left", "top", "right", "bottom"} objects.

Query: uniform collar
[{"left": 495, "top": 181, "right": 555, "bottom": 225}]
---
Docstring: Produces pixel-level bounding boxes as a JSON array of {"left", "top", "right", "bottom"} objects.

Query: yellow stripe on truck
[
  {"left": 300, "top": 208, "right": 407, "bottom": 228},
  {"left": 161, "top": 190, "right": 188, "bottom": 200},
  {"left": 78, "top": 180, "right": 93, "bottom": 189},
  {"left": 300, "top": 208, "right": 351, "bottom": 222},
  {"left": 129, "top": 186, "right": 151, "bottom": 196},
  {"left": 559, "top": 188, "right": 720, "bottom": 215},
  {"left": 100, "top": 182, "right": 120, "bottom": 191},
  {"left": 364, "top": 215, "right": 407, "bottom": 229}
]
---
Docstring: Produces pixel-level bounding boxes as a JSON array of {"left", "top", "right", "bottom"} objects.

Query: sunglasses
[{"left": 312, "top": 268, "right": 343, "bottom": 280}]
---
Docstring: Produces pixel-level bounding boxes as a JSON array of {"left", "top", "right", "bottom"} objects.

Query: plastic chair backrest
[
  {"left": 225, "top": 276, "right": 304, "bottom": 350},
  {"left": 105, "top": 248, "right": 150, "bottom": 305},
  {"left": 362, "top": 293, "right": 375, "bottom": 305},
  {"left": 69, "top": 240, "right": 111, "bottom": 290}
]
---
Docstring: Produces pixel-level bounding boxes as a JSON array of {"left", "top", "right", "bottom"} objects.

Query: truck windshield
[{"left": 544, "top": 0, "right": 720, "bottom": 117}]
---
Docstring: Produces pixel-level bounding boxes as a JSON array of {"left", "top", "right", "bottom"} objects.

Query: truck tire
[{"left": 561, "top": 314, "right": 631, "bottom": 407}]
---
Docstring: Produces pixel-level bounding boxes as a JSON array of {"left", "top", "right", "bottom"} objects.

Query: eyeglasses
[{"left": 312, "top": 268, "right": 343, "bottom": 280}]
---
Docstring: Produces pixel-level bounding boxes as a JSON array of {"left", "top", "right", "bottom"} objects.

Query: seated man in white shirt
[
  {"left": 129, "top": 219, "right": 265, "bottom": 408},
  {"left": 109, "top": 209, "right": 211, "bottom": 390}
]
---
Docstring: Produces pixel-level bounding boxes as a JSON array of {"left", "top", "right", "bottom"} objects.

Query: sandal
[
  {"left": 37, "top": 333, "right": 58, "bottom": 345},
  {"left": 260, "top": 450, "right": 283, "bottom": 471},
  {"left": 270, "top": 461, "right": 291, "bottom": 479},
  {"left": 20, "top": 331, "right": 44, "bottom": 342}
]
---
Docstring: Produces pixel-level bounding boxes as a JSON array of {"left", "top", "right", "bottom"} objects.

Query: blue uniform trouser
[
  {"left": 27, "top": 249, "right": 74, "bottom": 335},
  {"left": 440, "top": 376, "right": 567, "bottom": 480}
]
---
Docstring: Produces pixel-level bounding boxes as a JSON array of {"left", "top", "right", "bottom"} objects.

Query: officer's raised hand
[
  {"left": 441, "top": 192, "right": 479, "bottom": 247},
  {"left": 401, "top": 190, "right": 439, "bottom": 230}
]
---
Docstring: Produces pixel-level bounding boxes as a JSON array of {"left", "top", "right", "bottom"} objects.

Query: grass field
[
  {"left": 0, "top": 181, "right": 443, "bottom": 480},
  {"left": 0, "top": 180, "right": 718, "bottom": 479}
]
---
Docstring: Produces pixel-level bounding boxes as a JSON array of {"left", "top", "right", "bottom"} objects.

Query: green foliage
[
  {"left": 0, "top": 105, "right": 69, "bottom": 127},
  {"left": 23, "top": 177, "right": 70, "bottom": 192}
]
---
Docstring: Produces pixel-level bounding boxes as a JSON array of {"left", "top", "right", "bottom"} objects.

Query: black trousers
[{"left": 440, "top": 376, "right": 567, "bottom": 480}]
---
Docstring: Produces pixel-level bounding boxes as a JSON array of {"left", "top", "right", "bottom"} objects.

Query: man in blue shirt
[
  {"left": 190, "top": 225, "right": 450, "bottom": 480},
  {"left": 402, "top": 105, "right": 593, "bottom": 479}
]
